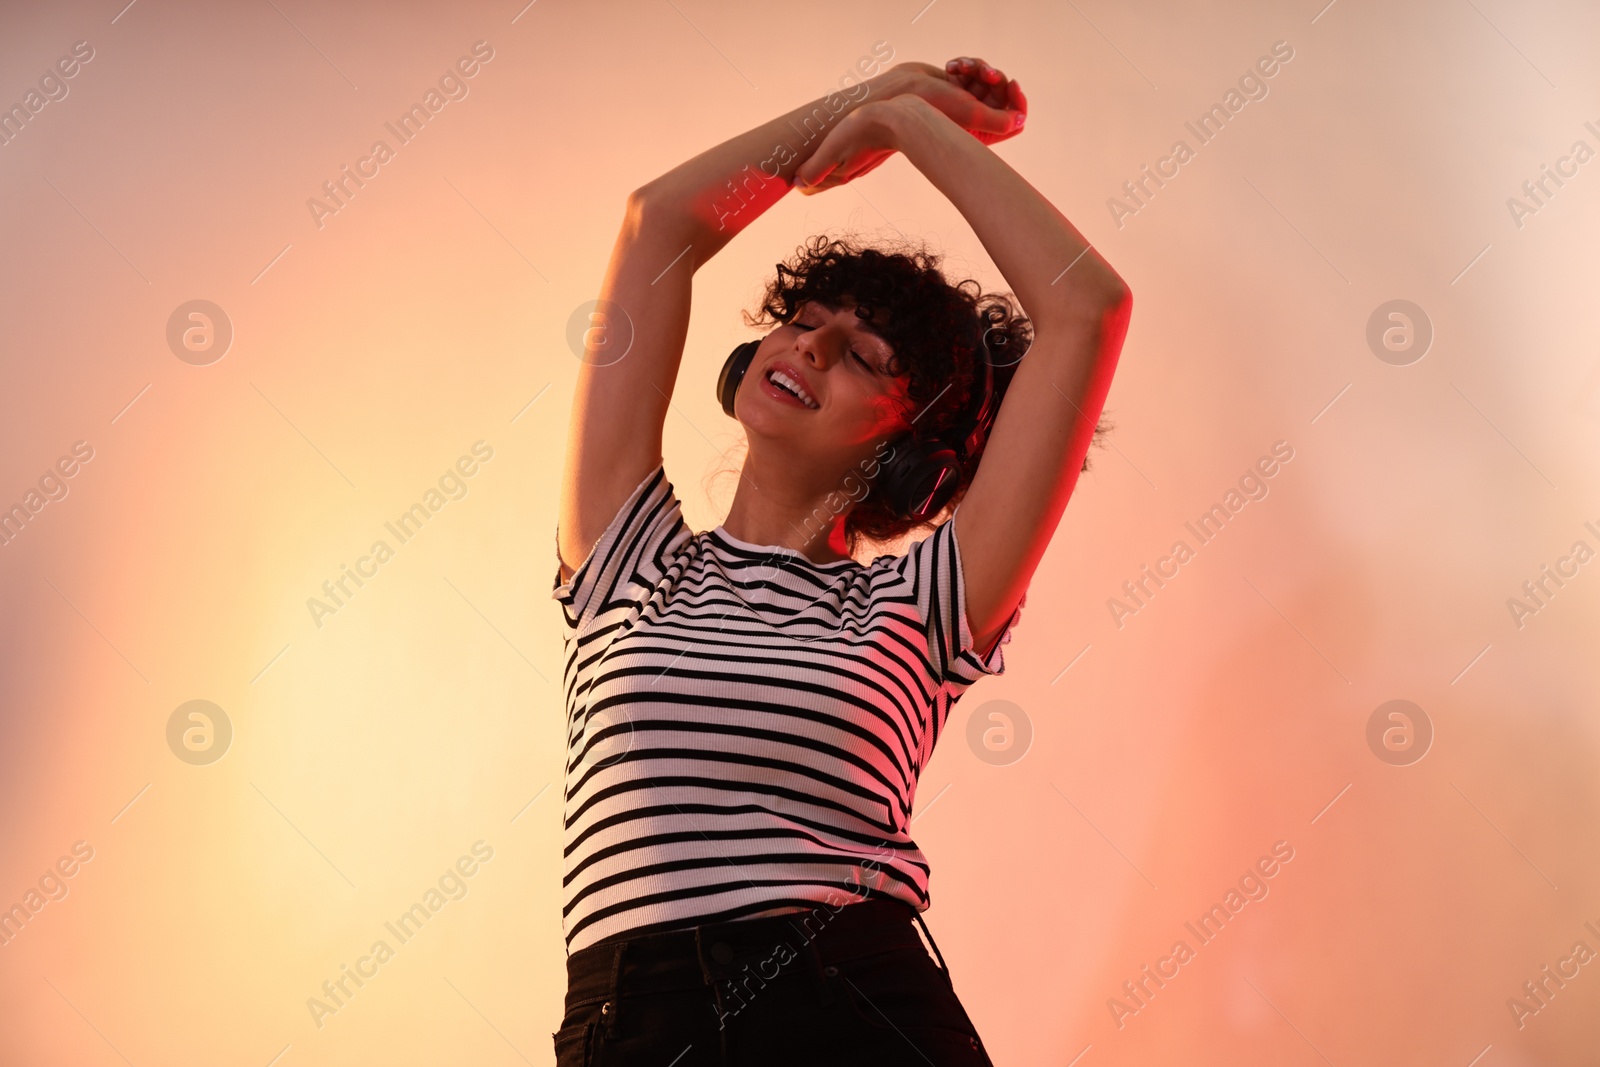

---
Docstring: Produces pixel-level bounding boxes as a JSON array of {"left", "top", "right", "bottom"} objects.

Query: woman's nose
[{"left": 796, "top": 329, "right": 836, "bottom": 366}]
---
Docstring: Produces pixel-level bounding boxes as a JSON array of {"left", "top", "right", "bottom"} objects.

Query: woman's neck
[{"left": 718, "top": 505, "right": 853, "bottom": 565}]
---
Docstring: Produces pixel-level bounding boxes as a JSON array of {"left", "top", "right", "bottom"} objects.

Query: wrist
[
  {"left": 878, "top": 93, "right": 936, "bottom": 148},
  {"left": 862, "top": 65, "right": 913, "bottom": 101}
]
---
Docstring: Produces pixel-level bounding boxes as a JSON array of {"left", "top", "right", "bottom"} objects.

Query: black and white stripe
[{"left": 550, "top": 462, "right": 1025, "bottom": 953}]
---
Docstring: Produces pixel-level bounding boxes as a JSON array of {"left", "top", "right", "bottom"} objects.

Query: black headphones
[{"left": 716, "top": 323, "right": 1001, "bottom": 523}]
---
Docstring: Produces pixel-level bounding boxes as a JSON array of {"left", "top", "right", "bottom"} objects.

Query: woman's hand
[
  {"left": 792, "top": 98, "right": 910, "bottom": 195},
  {"left": 884, "top": 57, "right": 1026, "bottom": 147},
  {"left": 791, "top": 55, "right": 1027, "bottom": 196}
]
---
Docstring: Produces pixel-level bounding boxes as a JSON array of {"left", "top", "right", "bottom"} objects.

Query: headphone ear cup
[
  {"left": 875, "top": 351, "right": 999, "bottom": 522},
  {"left": 718, "top": 340, "right": 762, "bottom": 418},
  {"left": 875, "top": 435, "right": 963, "bottom": 523},
  {"left": 960, "top": 353, "right": 998, "bottom": 463}
]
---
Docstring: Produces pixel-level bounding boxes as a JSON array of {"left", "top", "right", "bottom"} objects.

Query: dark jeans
[{"left": 553, "top": 898, "right": 996, "bottom": 1066}]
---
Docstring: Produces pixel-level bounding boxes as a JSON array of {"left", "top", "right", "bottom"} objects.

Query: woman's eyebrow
[{"left": 815, "top": 299, "right": 891, "bottom": 344}]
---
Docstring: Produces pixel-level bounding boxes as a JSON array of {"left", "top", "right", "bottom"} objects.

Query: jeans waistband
[{"left": 564, "top": 898, "right": 930, "bottom": 1007}]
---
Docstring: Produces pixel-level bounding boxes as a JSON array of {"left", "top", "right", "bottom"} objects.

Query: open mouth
[{"left": 764, "top": 367, "right": 819, "bottom": 409}]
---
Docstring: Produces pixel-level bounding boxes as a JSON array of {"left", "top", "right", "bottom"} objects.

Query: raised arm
[
  {"left": 794, "top": 83, "right": 1132, "bottom": 658},
  {"left": 560, "top": 65, "right": 886, "bottom": 582},
  {"left": 558, "top": 58, "right": 1024, "bottom": 583}
]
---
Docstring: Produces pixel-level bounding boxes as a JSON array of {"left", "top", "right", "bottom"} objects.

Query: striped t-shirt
[{"left": 550, "top": 462, "right": 1027, "bottom": 953}]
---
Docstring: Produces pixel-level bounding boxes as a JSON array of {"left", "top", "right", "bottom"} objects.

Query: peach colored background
[{"left": 2, "top": 0, "right": 1597, "bottom": 1064}]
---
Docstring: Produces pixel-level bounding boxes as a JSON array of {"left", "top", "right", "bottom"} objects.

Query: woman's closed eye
[{"left": 796, "top": 322, "right": 877, "bottom": 372}]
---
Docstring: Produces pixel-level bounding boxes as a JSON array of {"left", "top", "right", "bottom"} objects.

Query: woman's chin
[{"left": 740, "top": 408, "right": 817, "bottom": 443}]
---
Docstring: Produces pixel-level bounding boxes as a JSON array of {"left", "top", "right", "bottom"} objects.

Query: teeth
[{"left": 769, "top": 370, "right": 818, "bottom": 408}]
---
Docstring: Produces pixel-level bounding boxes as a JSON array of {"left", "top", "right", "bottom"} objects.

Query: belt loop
[
  {"left": 603, "top": 940, "right": 627, "bottom": 1037},
  {"left": 694, "top": 928, "right": 727, "bottom": 1023},
  {"left": 693, "top": 926, "right": 718, "bottom": 990},
  {"left": 911, "top": 910, "right": 954, "bottom": 985},
  {"left": 694, "top": 925, "right": 736, "bottom": 1060}
]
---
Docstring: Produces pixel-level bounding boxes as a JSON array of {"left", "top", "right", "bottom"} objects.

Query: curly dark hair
[{"left": 740, "top": 232, "right": 1110, "bottom": 553}]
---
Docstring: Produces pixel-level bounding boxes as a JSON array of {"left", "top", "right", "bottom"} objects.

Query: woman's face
[{"left": 739, "top": 297, "right": 916, "bottom": 476}]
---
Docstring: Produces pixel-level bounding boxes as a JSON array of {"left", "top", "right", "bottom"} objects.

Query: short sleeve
[
  {"left": 896, "top": 504, "right": 1027, "bottom": 688},
  {"left": 551, "top": 463, "right": 691, "bottom": 637}
]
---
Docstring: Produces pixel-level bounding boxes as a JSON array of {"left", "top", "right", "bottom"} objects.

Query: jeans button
[
  {"left": 823, "top": 965, "right": 839, "bottom": 977},
  {"left": 710, "top": 941, "right": 735, "bottom": 964}
]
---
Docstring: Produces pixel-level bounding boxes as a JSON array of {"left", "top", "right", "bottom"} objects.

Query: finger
[
  {"left": 943, "top": 63, "right": 1015, "bottom": 121},
  {"left": 984, "top": 71, "right": 1012, "bottom": 107},
  {"left": 960, "top": 68, "right": 1004, "bottom": 107},
  {"left": 817, "top": 163, "right": 863, "bottom": 192},
  {"left": 795, "top": 161, "right": 837, "bottom": 193},
  {"left": 813, "top": 168, "right": 852, "bottom": 193},
  {"left": 830, "top": 148, "right": 889, "bottom": 187},
  {"left": 964, "top": 98, "right": 1021, "bottom": 137},
  {"left": 1007, "top": 79, "right": 1028, "bottom": 115},
  {"left": 842, "top": 149, "right": 893, "bottom": 183},
  {"left": 964, "top": 71, "right": 997, "bottom": 103},
  {"left": 855, "top": 154, "right": 890, "bottom": 179},
  {"left": 976, "top": 60, "right": 1003, "bottom": 85}
]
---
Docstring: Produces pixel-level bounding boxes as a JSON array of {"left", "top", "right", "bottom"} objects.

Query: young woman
[{"left": 552, "top": 55, "right": 1130, "bottom": 1065}]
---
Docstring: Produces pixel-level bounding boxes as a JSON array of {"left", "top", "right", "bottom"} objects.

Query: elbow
[
  {"left": 1055, "top": 248, "right": 1130, "bottom": 317},
  {"left": 1082, "top": 261, "right": 1132, "bottom": 326},
  {"left": 1104, "top": 278, "right": 1132, "bottom": 323},
  {"left": 1092, "top": 264, "right": 1132, "bottom": 314},
  {"left": 624, "top": 183, "right": 701, "bottom": 244},
  {"left": 623, "top": 184, "right": 659, "bottom": 232},
  {"left": 1041, "top": 274, "right": 1131, "bottom": 335},
  {"left": 1095, "top": 281, "right": 1132, "bottom": 352},
  {"left": 626, "top": 181, "right": 661, "bottom": 215}
]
